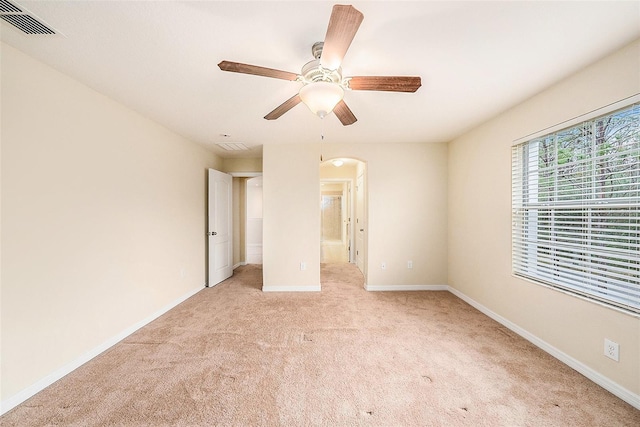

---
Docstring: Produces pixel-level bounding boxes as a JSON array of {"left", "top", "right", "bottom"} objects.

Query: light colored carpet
[{"left": 2, "top": 263, "right": 638, "bottom": 426}]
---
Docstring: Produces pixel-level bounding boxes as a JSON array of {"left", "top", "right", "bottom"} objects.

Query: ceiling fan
[{"left": 218, "top": 4, "right": 421, "bottom": 126}]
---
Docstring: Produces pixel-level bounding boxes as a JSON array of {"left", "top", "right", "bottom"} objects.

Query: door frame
[
  {"left": 355, "top": 170, "right": 367, "bottom": 276},
  {"left": 319, "top": 158, "right": 367, "bottom": 283},
  {"left": 245, "top": 175, "right": 263, "bottom": 265},
  {"left": 320, "top": 178, "right": 354, "bottom": 263},
  {"left": 229, "top": 172, "right": 262, "bottom": 267}
]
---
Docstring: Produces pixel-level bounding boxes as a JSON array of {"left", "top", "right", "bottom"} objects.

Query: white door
[
  {"left": 355, "top": 172, "right": 365, "bottom": 274},
  {"left": 208, "top": 169, "right": 233, "bottom": 287}
]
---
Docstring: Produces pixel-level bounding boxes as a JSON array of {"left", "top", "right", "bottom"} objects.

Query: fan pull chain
[{"left": 320, "top": 117, "right": 325, "bottom": 161}]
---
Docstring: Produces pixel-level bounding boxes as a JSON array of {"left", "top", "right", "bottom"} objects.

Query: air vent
[
  {"left": 217, "top": 143, "right": 249, "bottom": 151},
  {"left": 1, "top": 14, "right": 54, "bottom": 34},
  {"left": 0, "top": 0, "right": 21, "bottom": 13},
  {"left": 0, "top": 0, "right": 56, "bottom": 35}
]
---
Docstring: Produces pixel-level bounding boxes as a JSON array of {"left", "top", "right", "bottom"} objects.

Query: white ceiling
[{"left": 2, "top": 1, "right": 639, "bottom": 158}]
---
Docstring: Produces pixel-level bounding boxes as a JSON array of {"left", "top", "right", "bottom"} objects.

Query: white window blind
[{"left": 512, "top": 103, "right": 640, "bottom": 314}]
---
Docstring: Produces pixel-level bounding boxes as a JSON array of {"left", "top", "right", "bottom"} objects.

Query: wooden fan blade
[
  {"left": 320, "top": 5, "right": 364, "bottom": 70},
  {"left": 333, "top": 100, "right": 357, "bottom": 126},
  {"left": 218, "top": 61, "right": 298, "bottom": 81},
  {"left": 264, "top": 94, "right": 302, "bottom": 120},
  {"left": 348, "top": 76, "right": 422, "bottom": 92}
]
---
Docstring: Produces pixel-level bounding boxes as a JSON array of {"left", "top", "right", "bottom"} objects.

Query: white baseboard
[
  {"left": 233, "top": 262, "right": 247, "bottom": 270},
  {"left": 262, "top": 285, "right": 321, "bottom": 292},
  {"left": 447, "top": 286, "right": 640, "bottom": 410},
  {"left": 0, "top": 285, "right": 205, "bottom": 416},
  {"left": 365, "top": 284, "right": 448, "bottom": 291}
]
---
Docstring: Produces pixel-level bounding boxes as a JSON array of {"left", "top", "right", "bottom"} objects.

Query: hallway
[{"left": 320, "top": 240, "right": 349, "bottom": 263}]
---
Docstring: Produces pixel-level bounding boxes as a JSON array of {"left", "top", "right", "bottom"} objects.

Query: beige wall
[
  {"left": 448, "top": 39, "right": 640, "bottom": 394},
  {"left": 263, "top": 144, "right": 322, "bottom": 289},
  {"left": 263, "top": 142, "right": 448, "bottom": 289},
  {"left": 1, "top": 43, "right": 221, "bottom": 401},
  {"left": 222, "top": 157, "right": 262, "bottom": 174}
]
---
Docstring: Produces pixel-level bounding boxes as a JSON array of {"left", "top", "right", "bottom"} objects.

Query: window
[{"left": 512, "top": 102, "right": 640, "bottom": 314}]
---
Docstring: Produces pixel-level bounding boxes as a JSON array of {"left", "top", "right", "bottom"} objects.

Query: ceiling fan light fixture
[
  {"left": 299, "top": 81, "right": 344, "bottom": 119},
  {"left": 218, "top": 5, "right": 419, "bottom": 125}
]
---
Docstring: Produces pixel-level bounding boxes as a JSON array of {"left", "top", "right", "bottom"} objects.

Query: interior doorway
[
  {"left": 246, "top": 176, "right": 263, "bottom": 264},
  {"left": 320, "top": 182, "right": 350, "bottom": 263},
  {"left": 320, "top": 158, "right": 366, "bottom": 277}
]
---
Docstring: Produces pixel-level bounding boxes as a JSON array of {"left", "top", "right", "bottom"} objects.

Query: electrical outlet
[
  {"left": 407, "top": 260, "right": 413, "bottom": 269},
  {"left": 300, "top": 262, "right": 306, "bottom": 271},
  {"left": 604, "top": 338, "right": 619, "bottom": 362},
  {"left": 381, "top": 262, "right": 386, "bottom": 270}
]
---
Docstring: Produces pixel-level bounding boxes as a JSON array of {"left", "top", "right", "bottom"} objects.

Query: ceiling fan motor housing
[
  {"left": 301, "top": 59, "right": 342, "bottom": 84},
  {"left": 301, "top": 42, "right": 343, "bottom": 85}
]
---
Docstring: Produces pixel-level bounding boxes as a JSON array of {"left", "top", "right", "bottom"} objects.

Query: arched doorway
[{"left": 319, "top": 158, "right": 366, "bottom": 277}]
